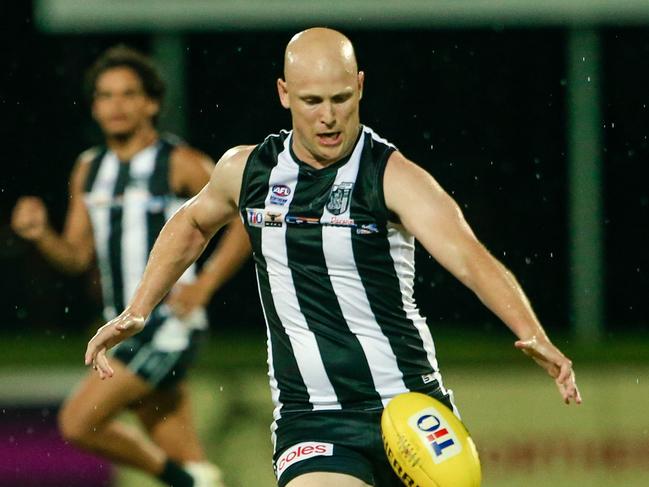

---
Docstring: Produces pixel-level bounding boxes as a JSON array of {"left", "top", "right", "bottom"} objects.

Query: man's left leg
[{"left": 135, "top": 380, "right": 225, "bottom": 486}]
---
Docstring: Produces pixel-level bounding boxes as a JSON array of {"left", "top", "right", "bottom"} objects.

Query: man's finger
[
  {"left": 96, "top": 349, "right": 113, "bottom": 378},
  {"left": 85, "top": 341, "right": 98, "bottom": 365},
  {"left": 556, "top": 361, "right": 573, "bottom": 384}
]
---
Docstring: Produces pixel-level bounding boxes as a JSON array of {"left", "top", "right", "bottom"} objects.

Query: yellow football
[{"left": 381, "top": 392, "right": 481, "bottom": 487}]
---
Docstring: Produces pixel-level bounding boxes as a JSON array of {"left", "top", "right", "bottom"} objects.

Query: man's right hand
[
  {"left": 84, "top": 311, "right": 146, "bottom": 379},
  {"left": 11, "top": 196, "right": 49, "bottom": 241}
]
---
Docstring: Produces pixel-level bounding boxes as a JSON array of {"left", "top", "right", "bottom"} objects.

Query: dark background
[{"left": 1, "top": 2, "right": 647, "bottom": 337}]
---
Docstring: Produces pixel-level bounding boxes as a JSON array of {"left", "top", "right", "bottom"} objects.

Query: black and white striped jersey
[
  {"left": 83, "top": 136, "right": 198, "bottom": 321},
  {"left": 239, "top": 125, "right": 451, "bottom": 421}
]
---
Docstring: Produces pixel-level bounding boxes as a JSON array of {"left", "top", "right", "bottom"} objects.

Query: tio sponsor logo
[
  {"left": 247, "top": 209, "right": 264, "bottom": 227},
  {"left": 415, "top": 413, "right": 459, "bottom": 461},
  {"left": 275, "top": 442, "right": 333, "bottom": 479}
]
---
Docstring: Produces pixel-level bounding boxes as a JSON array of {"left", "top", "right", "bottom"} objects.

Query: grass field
[{"left": 2, "top": 330, "right": 648, "bottom": 486}]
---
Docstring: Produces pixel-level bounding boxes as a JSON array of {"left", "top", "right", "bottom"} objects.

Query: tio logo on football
[{"left": 411, "top": 410, "right": 462, "bottom": 463}]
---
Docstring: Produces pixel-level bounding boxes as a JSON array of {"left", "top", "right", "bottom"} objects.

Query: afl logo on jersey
[{"left": 272, "top": 185, "right": 291, "bottom": 197}]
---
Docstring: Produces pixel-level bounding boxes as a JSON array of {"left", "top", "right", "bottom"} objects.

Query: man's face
[
  {"left": 92, "top": 67, "right": 159, "bottom": 138},
  {"left": 278, "top": 63, "right": 364, "bottom": 167}
]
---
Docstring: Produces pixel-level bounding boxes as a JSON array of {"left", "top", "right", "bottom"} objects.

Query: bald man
[{"left": 85, "top": 28, "right": 582, "bottom": 487}]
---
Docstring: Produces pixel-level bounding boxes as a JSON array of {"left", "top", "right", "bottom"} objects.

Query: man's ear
[
  {"left": 277, "top": 78, "right": 290, "bottom": 109},
  {"left": 358, "top": 71, "right": 365, "bottom": 100},
  {"left": 146, "top": 99, "right": 161, "bottom": 119}
]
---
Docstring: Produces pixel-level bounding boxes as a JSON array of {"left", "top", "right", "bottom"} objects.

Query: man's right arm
[
  {"left": 11, "top": 155, "right": 95, "bottom": 274},
  {"left": 85, "top": 145, "right": 253, "bottom": 378}
]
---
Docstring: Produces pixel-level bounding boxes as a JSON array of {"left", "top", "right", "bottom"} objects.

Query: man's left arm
[
  {"left": 167, "top": 146, "right": 252, "bottom": 318},
  {"left": 384, "top": 151, "right": 582, "bottom": 405}
]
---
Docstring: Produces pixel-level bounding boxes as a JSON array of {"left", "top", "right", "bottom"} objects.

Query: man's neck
[{"left": 106, "top": 126, "right": 158, "bottom": 162}]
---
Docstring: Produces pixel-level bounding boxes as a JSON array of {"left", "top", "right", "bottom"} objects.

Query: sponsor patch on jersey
[
  {"left": 326, "top": 182, "right": 354, "bottom": 215},
  {"left": 246, "top": 208, "right": 265, "bottom": 228},
  {"left": 270, "top": 195, "right": 288, "bottom": 205},
  {"left": 328, "top": 216, "right": 355, "bottom": 227},
  {"left": 264, "top": 210, "right": 284, "bottom": 227},
  {"left": 408, "top": 408, "right": 462, "bottom": 464},
  {"left": 285, "top": 214, "right": 321, "bottom": 225},
  {"left": 356, "top": 223, "right": 380, "bottom": 234},
  {"left": 269, "top": 185, "right": 291, "bottom": 206},
  {"left": 271, "top": 184, "right": 292, "bottom": 197},
  {"left": 275, "top": 442, "right": 334, "bottom": 480},
  {"left": 246, "top": 208, "right": 286, "bottom": 228}
]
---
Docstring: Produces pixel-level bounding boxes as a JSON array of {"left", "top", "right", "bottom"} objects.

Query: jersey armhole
[
  {"left": 375, "top": 146, "right": 397, "bottom": 224},
  {"left": 237, "top": 144, "right": 261, "bottom": 214}
]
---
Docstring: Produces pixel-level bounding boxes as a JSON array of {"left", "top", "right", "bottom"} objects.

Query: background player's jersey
[
  {"left": 83, "top": 136, "right": 199, "bottom": 321},
  {"left": 239, "top": 125, "right": 452, "bottom": 422}
]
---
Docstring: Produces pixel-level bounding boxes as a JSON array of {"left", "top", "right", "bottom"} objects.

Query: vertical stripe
[
  {"left": 262, "top": 137, "right": 341, "bottom": 410},
  {"left": 321, "top": 135, "right": 406, "bottom": 407},
  {"left": 242, "top": 136, "right": 311, "bottom": 418},
  {"left": 386, "top": 226, "right": 458, "bottom": 416},
  {"left": 85, "top": 152, "right": 119, "bottom": 319},
  {"left": 109, "top": 161, "right": 131, "bottom": 313},
  {"left": 350, "top": 131, "right": 437, "bottom": 393},
  {"left": 83, "top": 147, "right": 107, "bottom": 193},
  {"left": 148, "top": 140, "right": 172, "bottom": 260},
  {"left": 121, "top": 146, "right": 157, "bottom": 306}
]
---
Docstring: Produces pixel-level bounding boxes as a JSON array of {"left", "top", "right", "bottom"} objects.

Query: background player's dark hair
[{"left": 84, "top": 45, "right": 166, "bottom": 123}]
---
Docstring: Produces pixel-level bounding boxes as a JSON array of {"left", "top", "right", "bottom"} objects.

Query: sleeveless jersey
[
  {"left": 239, "top": 125, "right": 450, "bottom": 421},
  {"left": 83, "top": 136, "right": 198, "bottom": 320}
]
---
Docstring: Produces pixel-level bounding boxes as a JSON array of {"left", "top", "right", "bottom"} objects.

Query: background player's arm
[
  {"left": 166, "top": 145, "right": 252, "bottom": 317},
  {"left": 85, "top": 145, "right": 253, "bottom": 377},
  {"left": 384, "top": 151, "right": 581, "bottom": 405},
  {"left": 11, "top": 155, "right": 95, "bottom": 274}
]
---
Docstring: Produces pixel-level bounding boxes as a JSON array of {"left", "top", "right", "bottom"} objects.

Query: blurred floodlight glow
[{"left": 34, "top": 0, "right": 649, "bottom": 32}]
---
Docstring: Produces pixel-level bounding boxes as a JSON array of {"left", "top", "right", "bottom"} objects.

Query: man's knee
[{"left": 58, "top": 401, "right": 95, "bottom": 446}]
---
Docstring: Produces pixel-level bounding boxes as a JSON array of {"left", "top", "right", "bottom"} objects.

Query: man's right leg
[
  {"left": 286, "top": 472, "right": 372, "bottom": 487},
  {"left": 58, "top": 360, "right": 166, "bottom": 475}
]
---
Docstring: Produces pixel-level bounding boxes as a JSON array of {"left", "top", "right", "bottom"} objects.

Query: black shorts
[
  {"left": 272, "top": 390, "right": 455, "bottom": 486},
  {"left": 111, "top": 306, "right": 207, "bottom": 389}
]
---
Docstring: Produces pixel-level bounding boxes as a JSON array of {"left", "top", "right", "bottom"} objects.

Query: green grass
[
  {"left": 4, "top": 327, "right": 649, "bottom": 370},
  {"left": 3, "top": 330, "right": 649, "bottom": 486},
  {"left": 112, "top": 364, "right": 649, "bottom": 487}
]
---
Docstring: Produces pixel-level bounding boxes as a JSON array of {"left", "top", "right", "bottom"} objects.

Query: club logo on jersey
[
  {"left": 275, "top": 442, "right": 333, "bottom": 480},
  {"left": 270, "top": 184, "right": 291, "bottom": 205},
  {"left": 409, "top": 408, "right": 462, "bottom": 464},
  {"left": 326, "top": 182, "right": 354, "bottom": 215}
]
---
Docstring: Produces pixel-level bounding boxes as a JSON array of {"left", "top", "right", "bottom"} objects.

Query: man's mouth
[{"left": 317, "top": 131, "right": 342, "bottom": 146}]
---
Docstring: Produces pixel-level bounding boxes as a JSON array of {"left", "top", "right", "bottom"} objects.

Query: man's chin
[{"left": 104, "top": 129, "right": 135, "bottom": 142}]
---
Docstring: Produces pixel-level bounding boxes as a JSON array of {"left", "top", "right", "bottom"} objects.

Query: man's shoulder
[
  {"left": 76, "top": 146, "right": 104, "bottom": 166},
  {"left": 220, "top": 145, "right": 258, "bottom": 167}
]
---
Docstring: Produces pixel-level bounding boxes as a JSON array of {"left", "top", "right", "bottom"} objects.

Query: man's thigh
[{"left": 286, "top": 472, "right": 371, "bottom": 487}]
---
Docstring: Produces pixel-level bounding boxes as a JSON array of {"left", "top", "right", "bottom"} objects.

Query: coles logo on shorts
[{"left": 275, "top": 442, "right": 333, "bottom": 480}]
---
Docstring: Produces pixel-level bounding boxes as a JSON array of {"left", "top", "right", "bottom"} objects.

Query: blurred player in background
[
  {"left": 84, "top": 30, "right": 582, "bottom": 487},
  {"left": 11, "top": 46, "right": 250, "bottom": 487}
]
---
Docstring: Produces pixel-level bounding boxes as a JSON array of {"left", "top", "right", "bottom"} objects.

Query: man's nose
[{"left": 320, "top": 102, "right": 336, "bottom": 127}]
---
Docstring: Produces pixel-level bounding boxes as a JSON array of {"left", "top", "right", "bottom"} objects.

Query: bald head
[{"left": 284, "top": 28, "right": 358, "bottom": 82}]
